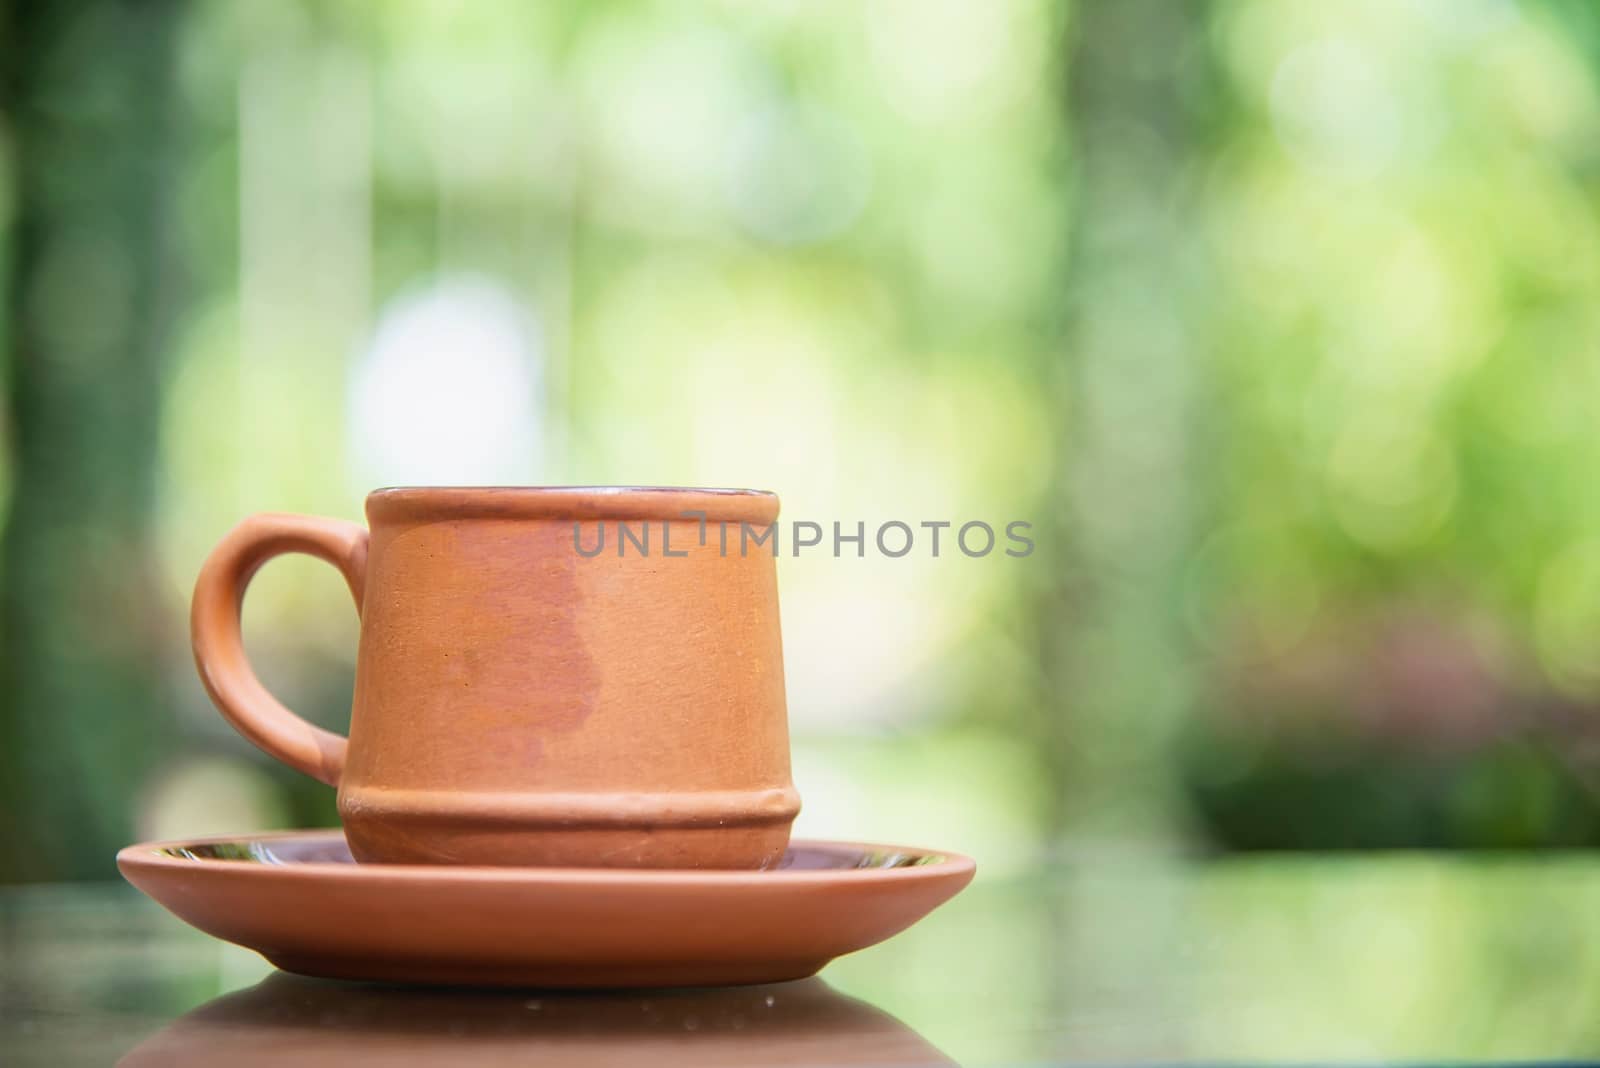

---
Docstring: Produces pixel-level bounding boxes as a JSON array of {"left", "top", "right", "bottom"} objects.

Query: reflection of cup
[
  {"left": 191, "top": 487, "right": 800, "bottom": 869},
  {"left": 117, "top": 973, "right": 955, "bottom": 1067}
]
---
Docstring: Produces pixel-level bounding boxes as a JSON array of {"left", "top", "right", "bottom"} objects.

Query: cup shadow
[{"left": 118, "top": 971, "right": 956, "bottom": 1067}]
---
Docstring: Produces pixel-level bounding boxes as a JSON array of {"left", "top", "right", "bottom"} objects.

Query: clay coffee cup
[{"left": 190, "top": 487, "right": 800, "bottom": 869}]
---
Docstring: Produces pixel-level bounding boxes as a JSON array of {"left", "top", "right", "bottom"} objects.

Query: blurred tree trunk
[
  {"left": 0, "top": 0, "right": 184, "bottom": 881},
  {"left": 1030, "top": 4, "right": 1220, "bottom": 1059},
  {"left": 1036, "top": 0, "right": 1218, "bottom": 843}
]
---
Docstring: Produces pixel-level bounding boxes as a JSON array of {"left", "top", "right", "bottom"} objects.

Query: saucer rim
[{"left": 117, "top": 829, "right": 977, "bottom": 886}]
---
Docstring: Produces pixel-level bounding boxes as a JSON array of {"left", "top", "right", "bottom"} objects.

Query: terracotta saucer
[{"left": 117, "top": 831, "right": 975, "bottom": 988}]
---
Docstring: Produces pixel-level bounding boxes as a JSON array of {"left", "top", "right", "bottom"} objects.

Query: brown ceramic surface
[
  {"left": 117, "top": 831, "right": 976, "bottom": 989},
  {"left": 190, "top": 487, "right": 799, "bottom": 868},
  {"left": 117, "top": 973, "right": 956, "bottom": 1066}
]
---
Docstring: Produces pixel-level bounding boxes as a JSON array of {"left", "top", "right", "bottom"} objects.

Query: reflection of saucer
[
  {"left": 118, "top": 831, "right": 974, "bottom": 988},
  {"left": 118, "top": 972, "right": 955, "bottom": 1067}
]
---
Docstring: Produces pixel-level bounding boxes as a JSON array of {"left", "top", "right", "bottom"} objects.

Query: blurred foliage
[
  {"left": 0, "top": 0, "right": 183, "bottom": 881},
  {"left": 1179, "top": 0, "right": 1600, "bottom": 847},
  {"left": 4, "top": 0, "right": 1600, "bottom": 881}
]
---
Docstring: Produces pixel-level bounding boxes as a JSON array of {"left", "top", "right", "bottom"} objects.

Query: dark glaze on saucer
[{"left": 155, "top": 838, "right": 946, "bottom": 871}]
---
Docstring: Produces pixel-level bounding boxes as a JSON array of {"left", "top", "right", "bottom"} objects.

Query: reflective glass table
[{"left": 6, "top": 853, "right": 1600, "bottom": 1065}]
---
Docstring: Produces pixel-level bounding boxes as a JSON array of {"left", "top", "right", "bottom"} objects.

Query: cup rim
[{"left": 366, "top": 485, "right": 780, "bottom": 523}]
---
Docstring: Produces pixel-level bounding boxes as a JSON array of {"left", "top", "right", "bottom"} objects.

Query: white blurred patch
[
  {"left": 349, "top": 276, "right": 543, "bottom": 487},
  {"left": 866, "top": 0, "right": 1019, "bottom": 124},
  {"left": 1271, "top": 38, "right": 1402, "bottom": 180}
]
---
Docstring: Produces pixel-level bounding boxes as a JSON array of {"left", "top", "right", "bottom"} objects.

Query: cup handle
[{"left": 191, "top": 513, "right": 368, "bottom": 787}]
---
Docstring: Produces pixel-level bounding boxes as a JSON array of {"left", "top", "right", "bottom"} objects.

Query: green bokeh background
[{"left": 6, "top": 0, "right": 1600, "bottom": 885}]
